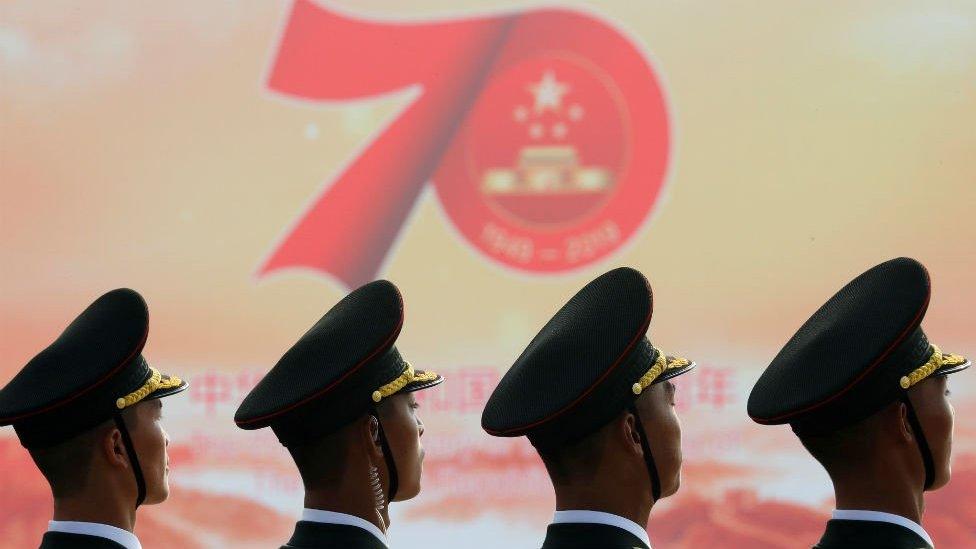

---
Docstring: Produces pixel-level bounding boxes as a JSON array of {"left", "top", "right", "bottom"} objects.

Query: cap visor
[
  {"left": 402, "top": 370, "right": 444, "bottom": 393},
  {"left": 655, "top": 359, "right": 697, "bottom": 384},
  {"left": 146, "top": 373, "right": 189, "bottom": 401},
  {"left": 938, "top": 354, "right": 971, "bottom": 377}
]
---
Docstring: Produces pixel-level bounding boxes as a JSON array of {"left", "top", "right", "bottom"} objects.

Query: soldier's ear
[
  {"left": 897, "top": 401, "right": 915, "bottom": 443},
  {"left": 621, "top": 410, "right": 643, "bottom": 457},
  {"left": 102, "top": 426, "right": 129, "bottom": 470},
  {"left": 363, "top": 414, "right": 384, "bottom": 460}
]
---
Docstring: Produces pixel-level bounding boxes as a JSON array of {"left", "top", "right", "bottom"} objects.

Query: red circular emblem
[{"left": 434, "top": 25, "right": 671, "bottom": 274}]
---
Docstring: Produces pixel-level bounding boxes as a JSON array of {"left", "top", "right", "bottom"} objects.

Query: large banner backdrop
[{"left": 2, "top": 1, "right": 974, "bottom": 547}]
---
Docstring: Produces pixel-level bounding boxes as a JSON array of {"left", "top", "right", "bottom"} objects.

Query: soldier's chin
[
  {"left": 927, "top": 466, "right": 951, "bottom": 492},
  {"left": 144, "top": 483, "right": 170, "bottom": 506},
  {"left": 662, "top": 471, "right": 681, "bottom": 499},
  {"left": 394, "top": 477, "right": 423, "bottom": 501}
]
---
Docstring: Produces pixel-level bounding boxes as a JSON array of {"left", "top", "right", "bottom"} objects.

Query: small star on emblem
[
  {"left": 568, "top": 104, "right": 584, "bottom": 121},
  {"left": 528, "top": 70, "right": 570, "bottom": 114},
  {"left": 513, "top": 106, "right": 529, "bottom": 123}
]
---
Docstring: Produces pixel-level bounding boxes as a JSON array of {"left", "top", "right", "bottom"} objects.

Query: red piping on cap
[
  {"left": 752, "top": 277, "right": 930, "bottom": 425},
  {"left": 235, "top": 299, "right": 405, "bottom": 427},
  {"left": 486, "top": 276, "right": 654, "bottom": 436},
  {"left": 1, "top": 316, "right": 149, "bottom": 423}
]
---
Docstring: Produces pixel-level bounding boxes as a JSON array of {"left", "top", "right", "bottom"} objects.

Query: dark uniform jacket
[
  {"left": 814, "top": 519, "right": 933, "bottom": 549},
  {"left": 282, "top": 521, "right": 387, "bottom": 549},
  {"left": 541, "top": 523, "right": 650, "bottom": 549},
  {"left": 39, "top": 532, "right": 127, "bottom": 549}
]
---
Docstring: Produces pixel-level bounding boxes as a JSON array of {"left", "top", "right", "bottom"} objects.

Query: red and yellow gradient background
[{"left": 1, "top": 1, "right": 974, "bottom": 547}]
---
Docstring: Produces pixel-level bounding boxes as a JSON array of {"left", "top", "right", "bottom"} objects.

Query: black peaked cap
[
  {"left": 748, "top": 257, "right": 970, "bottom": 433},
  {"left": 0, "top": 289, "right": 188, "bottom": 448},
  {"left": 234, "top": 280, "right": 443, "bottom": 446},
  {"left": 482, "top": 267, "right": 695, "bottom": 447}
]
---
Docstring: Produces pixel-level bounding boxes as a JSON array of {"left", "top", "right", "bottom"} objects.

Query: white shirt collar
[
  {"left": 832, "top": 509, "right": 934, "bottom": 547},
  {"left": 301, "top": 508, "right": 389, "bottom": 548},
  {"left": 552, "top": 510, "right": 652, "bottom": 548},
  {"left": 47, "top": 521, "right": 141, "bottom": 549}
]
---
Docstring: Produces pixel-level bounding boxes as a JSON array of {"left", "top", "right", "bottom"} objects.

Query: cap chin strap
[
  {"left": 371, "top": 407, "right": 399, "bottom": 502},
  {"left": 628, "top": 404, "right": 661, "bottom": 502},
  {"left": 900, "top": 394, "right": 935, "bottom": 490},
  {"left": 113, "top": 412, "right": 147, "bottom": 507}
]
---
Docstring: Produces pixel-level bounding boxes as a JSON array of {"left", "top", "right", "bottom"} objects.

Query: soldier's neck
[
  {"left": 304, "top": 484, "right": 389, "bottom": 534},
  {"left": 552, "top": 481, "right": 652, "bottom": 530},
  {"left": 52, "top": 490, "right": 136, "bottom": 532},
  {"left": 831, "top": 470, "right": 924, "bottom": 524}
]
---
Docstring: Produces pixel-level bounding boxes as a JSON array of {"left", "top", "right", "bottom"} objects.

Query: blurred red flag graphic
[{"left": 259, "top": 0, "right": 671, "bottom": 288}]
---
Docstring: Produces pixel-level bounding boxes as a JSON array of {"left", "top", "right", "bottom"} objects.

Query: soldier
[
  {"left": 0, "top": 289, "right": 189, "bottom": 549},
  {"left": 748, "top": 257, "right": 970, "bottom": 549},
  {"left": 234, "top": 280, "right": 443, "bottom": 549},
  {"left": 482, "top": 267, "right": 696, "bottom": 549}
]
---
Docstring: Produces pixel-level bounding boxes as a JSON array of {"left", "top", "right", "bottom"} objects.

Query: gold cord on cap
[
  {"left": 371, "top": 362, "right": 440, "bottom": 403},
  {"left": 899, "top": 344, "right": 968, "bottom": 389},
  {"left": 632, "top": 349, "right": 691, "bottom": 395},
  {"left": 116, "top": 367, "right": 183, "bottom": 409}
]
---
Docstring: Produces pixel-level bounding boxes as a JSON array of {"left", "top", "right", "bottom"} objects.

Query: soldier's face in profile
[
  {"left": 909, "top": 375, "right": 954, "bottom": 490},
  {"left": 129, "top": 398, "right": 171, "bottom": 505},
  {"left": 378, "top": 392, "right": 426, "bottom": 501},
  {"left": 635, "top": 380, "right": 682, "bottom": 499}
]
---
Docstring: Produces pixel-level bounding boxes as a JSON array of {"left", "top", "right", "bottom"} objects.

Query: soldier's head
[
  {"left": 749, "top": 258, "right": 969, "bottom": 495},
  {"left": 28, "top": 398, "right": 173, "bottom": 505},
  {"left": 797, "top": 373, "right": 957, "bottom": 492},
  {"left": 483, "top": 267, "right": 695, "bottom": 507},
  {"left": 285, "top": 390, "right": 429, "bottom": 502},
  {"left": 534, "top": 377, "right": 684, "bottom": 500},
  {"left": 235, "top": 280, "right": 442, "bottom": 506},
  {"left": 0, "top": 289, "right": 188, "bottom": 509}
]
